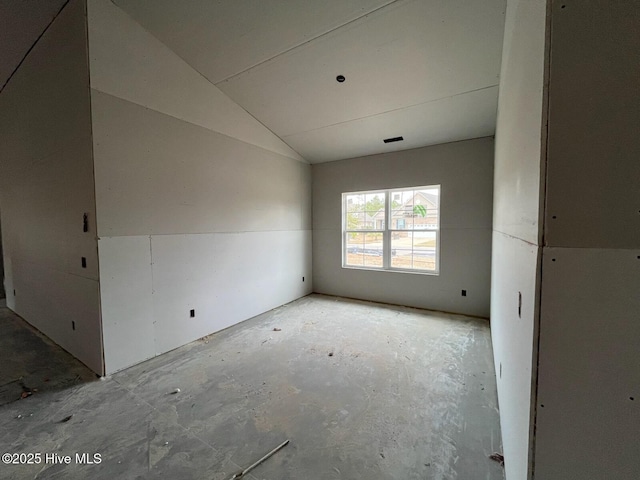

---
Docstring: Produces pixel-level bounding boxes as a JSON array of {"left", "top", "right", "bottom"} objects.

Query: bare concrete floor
[{"left": 0, "top": 294, "right": 503, "bottom": 479}]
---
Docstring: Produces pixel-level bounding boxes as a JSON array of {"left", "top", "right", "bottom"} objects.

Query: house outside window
[{"left": 342, "top": 185, "right": 440, "bottom": 274}]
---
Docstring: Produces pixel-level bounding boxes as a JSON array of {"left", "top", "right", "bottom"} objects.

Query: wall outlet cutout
[
  {"left": 81, "top": 257, "right": 87, "bottom": 268},
  {"left": 190, "top": 309, "right": 195, "bottom": 318}
]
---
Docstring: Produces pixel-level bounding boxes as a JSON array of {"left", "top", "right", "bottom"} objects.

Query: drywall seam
[
  {"left": 97, "top": 0, "right": 305, "bottom": 164},
  {"left": 531, "top": 3, "right": 555, "bottom": 474},
  {"left": 149, "top": 234, "right": 156, "bottom": 355},
  {"left": 493, "top": 229, "right": 538, "bottom": 248},
  {"left": 215, "top": 0, "right": 403, "bottom": 84},
  {"left": 90, "top": 87, "right": 306, "bottom": 167},
  {"left": 0, "top": 1, "right": 70, "bottom": 94},
  {"left": 282, "top": 84, "right": 499, "bottom": 138},
  {"left": 85, "top": 0, "right": 105, "bottom": 376}
]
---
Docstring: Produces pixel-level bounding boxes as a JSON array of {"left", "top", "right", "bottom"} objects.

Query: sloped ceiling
[
  {"left": 2, "top": 0, "right": 506, "bottom": 163},
  {"left": 115, "top": 0, "right": 506, "bottom": 163}
]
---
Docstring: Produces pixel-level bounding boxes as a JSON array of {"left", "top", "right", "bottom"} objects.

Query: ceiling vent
[{"left": 383, "top": 136, "right": 404, "bottom": 144}]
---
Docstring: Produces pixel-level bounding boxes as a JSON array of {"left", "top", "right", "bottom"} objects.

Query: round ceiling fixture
[{"left": 336, "top": 75, "right": 345, "bottom": 83}]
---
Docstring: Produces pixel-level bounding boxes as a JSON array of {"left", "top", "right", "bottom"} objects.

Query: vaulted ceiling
[{"left": 2, "top": 0, "right": 506, "bottom": 163}]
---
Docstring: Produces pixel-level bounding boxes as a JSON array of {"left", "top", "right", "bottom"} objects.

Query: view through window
[{"left": 343, "top": 186, "right": 440, "bottom": 273}]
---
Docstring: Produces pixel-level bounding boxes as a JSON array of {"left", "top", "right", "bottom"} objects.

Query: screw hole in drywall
[
  {"left": 552, "top": 258, "right": 556, "bottom": 262},
  {"left": 302, "top": 277, "right": 305, "bottom": 282},
  {"left": 540, "top": 404, "right": 545, "bottom": 408},
  {"left": 72, "top": 321, "right": 76, "bottom": 331},
  {"left": 561, "top": 4, "right": 566, "bottom": 8},
  {"left": 190, "top": 309, "right": 195, "bottom": 318},
  {"left": 336, "top": 75, "right": 345, "bottom": 83},
  {"left": 81, "top": 257, "right": 87, "bottom": 268},
  {"left": 631, "top": 397, "right": 635, "bottom": 401},
  {"left": 552, "top": 215, "right": 557, "bottom": 219},
  {"left": 461, "top": 289, "right": 467, "bottom": 297}
]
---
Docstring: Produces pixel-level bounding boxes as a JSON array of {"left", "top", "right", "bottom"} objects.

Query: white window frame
[{"left": 342, "top": 185, "right": 440, "bottom": 275}]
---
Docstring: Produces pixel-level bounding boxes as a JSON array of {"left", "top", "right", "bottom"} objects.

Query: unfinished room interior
[{"left": 0, "top": 0, "right": 638, "bottom": 478}]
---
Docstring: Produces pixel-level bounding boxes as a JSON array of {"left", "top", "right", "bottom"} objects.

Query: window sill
[{"left": 341, "top": 265, "right": 440, "bottom": 276}]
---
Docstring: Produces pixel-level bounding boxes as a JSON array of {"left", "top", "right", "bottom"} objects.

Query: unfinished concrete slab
[{"left": 0, "top": 294, "right": 502, "bottom": 479}]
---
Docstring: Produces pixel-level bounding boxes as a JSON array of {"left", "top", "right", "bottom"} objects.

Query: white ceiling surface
[
  {"left": 0, "top": 0, "right": 68, "bottom": 91},
  {"left": 115, "top": 0, "right": 506, "bottom": 163},
  {"left": 2, "top": 0, "right": 506, "bottom": 163}
]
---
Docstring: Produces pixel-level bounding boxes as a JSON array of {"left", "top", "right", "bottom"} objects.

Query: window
[{"left": 342, "top": 185, "right": 440, "bottom": 274}]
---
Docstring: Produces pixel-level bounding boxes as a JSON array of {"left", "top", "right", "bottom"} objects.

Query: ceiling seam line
[
  {"left": 90, "top": 87, "right": 307, "bottom": 164},
  {"left": 214, "top": 0, "right": 407, "bottom": 84},
  {"left": 105, "top": 0, "right": 306, "bottom": 163},
  {"left": 282, "top": 84, "right": 499, "bottom": 138}
]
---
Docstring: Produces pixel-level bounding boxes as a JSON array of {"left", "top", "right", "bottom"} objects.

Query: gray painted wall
[
  {"left": 312, "top": 138, "right": 494, "bottom": 317},
  {"left": 0, "top": 0, "right": 103, "bottom": 374},
  {"left": 490, "top": 0, "right": 547, "bottom": 478},
  {"left": 87, "top": 0, "right": 312, "bottom": 374},
  {"left": 534, "top": 1, "right": 640, "bottom": 478},
  {"left": 0, "top": 217, "right": 4, "bottom": 298}
]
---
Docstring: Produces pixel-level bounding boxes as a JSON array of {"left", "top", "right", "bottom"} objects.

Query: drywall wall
[
  {"left": 543, "top": 1, "right": 640, "bottom": 249},
  {"left": 0, "top": 217, "right": 4, "bottom": 298},
  {"left": 490, "top": 0, "right": 548, "bottom": 478},
  {"left": 312, "top": 138, "right": 493, "bottom": 317},
  {"left": 490, "top": 232, "right": 539, "bottom": 480},
  {"left": 87, "top": 0, "right": 312, "bottom": 374},
  {"left": 533, "top": 2, "right": 640, "bottom": 478},
  {"left": 0, "top": 0, "right": 103, "bottom": 374},
  {"left": 536, "top": 249, "right": 640, "bottom": 479}
]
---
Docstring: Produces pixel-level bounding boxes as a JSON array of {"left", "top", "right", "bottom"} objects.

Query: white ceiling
[
  {"left": 2, "top": 0, "right": 506, "bottom": 163},
  {"left": 115, "top": 0, "right": 506, "bottom": 163}
]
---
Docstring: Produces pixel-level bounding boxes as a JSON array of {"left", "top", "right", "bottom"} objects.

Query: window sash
[{"left": 342, "top": 186, "right": 440, "bottom": 274}]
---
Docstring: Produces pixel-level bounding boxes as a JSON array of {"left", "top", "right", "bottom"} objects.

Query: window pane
[
  {"left": 346, "top": 212, "right": 373, "bottom": 231},
  {"left": 391, "top": 231, "right": 413, "bottom": 268},
  {"left": 391, "top": 231, "right": 437, "bottom": 271},
  {"left": 345, "top": 233, "right": 364, "bottom": 266},
  {"left": 365, "top": 193, "right": 385, "bottom": 214},
  {"left": 414, "top": 188, "right": 439, "bottom": 229},
  {"left": 412, "top": 231, "right": 437, "bottom": 271},
  {"left": 363, "top": 232, "right": 383, "bottom": 268},
  {"left": 391, "top": 208, "right": 412, "bottom": 230},
  {"left": 345, "top": 193, "right": 365, "bottom": 213},
  {"left": 391, "top": 189, "right": 414, "bottom": 229}
]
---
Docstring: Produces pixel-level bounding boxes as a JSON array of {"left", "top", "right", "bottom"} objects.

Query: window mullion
[{"left": 383, "top": 191, "right": 390, "bottom": 269}]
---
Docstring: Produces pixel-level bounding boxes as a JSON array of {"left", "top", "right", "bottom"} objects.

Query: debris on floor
[
  {"left": 328, "top": 352, "right": 334, "bottom": 357},
  {"left": 273, "top": 328, "right": 281, "bottom": 331},
  {"left": 169, "top": 388, "right": 181, "bottom": 394},
  {"left": 489, "top": 452, "right": 505, "bottom": 467},
  {"left": 229, "top": 439, "right": 290, "bottom": 479},
  {"left": 20, "top": 388, "right": 36, "bottom": 399},
  {"left": 59, "top": 415, "right": 73, "bottom": 423}
]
